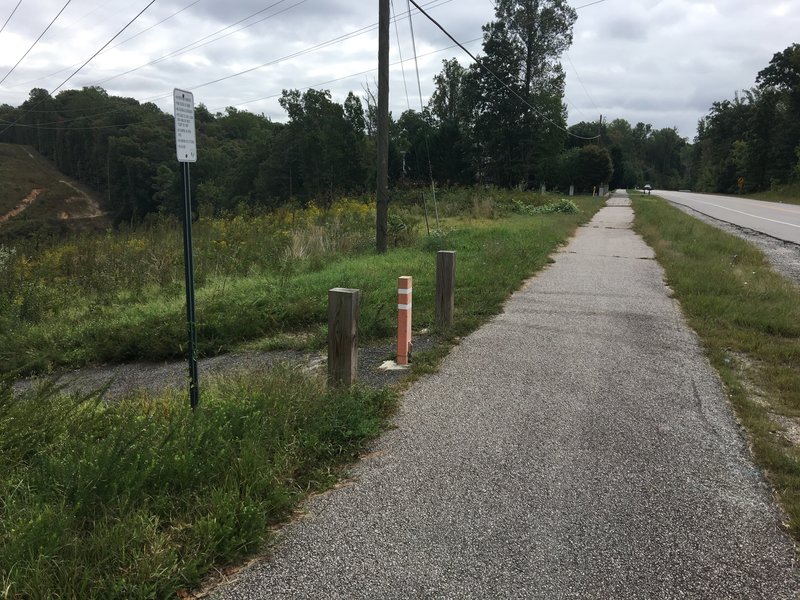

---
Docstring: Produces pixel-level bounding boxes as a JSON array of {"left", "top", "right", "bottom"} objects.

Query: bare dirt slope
[{"left": 0, "top": 143, "right": 108, "bottom": 229}]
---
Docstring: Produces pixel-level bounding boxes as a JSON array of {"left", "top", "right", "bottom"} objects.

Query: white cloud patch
[{"left": 0, "top": 0, "right": 798, "bottom": 139}]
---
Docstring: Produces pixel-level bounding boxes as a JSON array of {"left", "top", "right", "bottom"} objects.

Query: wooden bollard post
[
  {"left": 328, "top": 288, "right": 360, "bottom": 386},
  {"left": 397, "top": 276, "right": 412, "bottom": 366},
  {"left": 436, "top": 251, "right": 456, "bottom": 327}
]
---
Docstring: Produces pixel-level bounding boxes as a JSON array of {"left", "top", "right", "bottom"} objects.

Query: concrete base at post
[{"left": 379, "top": 360, "right": 411, "bottom": 371}]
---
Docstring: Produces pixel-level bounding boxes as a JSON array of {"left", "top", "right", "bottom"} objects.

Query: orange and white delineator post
[{"left": 397, "top": 275, "right": 412, "bottom": 366}]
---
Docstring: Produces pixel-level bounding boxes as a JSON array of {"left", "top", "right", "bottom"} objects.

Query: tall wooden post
[
  {"left": 436, "top": 251, "right": 456, "bottom": 327},
  {"left": 376, "top": 0, "right": 389, "bottom": 253},
  {"left": 328, "top": 288, "right": 360, "bottom": 387}
]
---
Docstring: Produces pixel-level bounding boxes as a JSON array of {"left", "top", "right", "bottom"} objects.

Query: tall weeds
[{"left": 0, "top": 371, "right": 395, "bottom": 599}]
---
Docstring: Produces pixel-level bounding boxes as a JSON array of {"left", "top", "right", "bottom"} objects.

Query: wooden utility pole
[{"left": 376, "top": 0, "right": 389, "bottom": 253}]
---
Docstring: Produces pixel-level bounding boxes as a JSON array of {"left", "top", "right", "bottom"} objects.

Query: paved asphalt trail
[
  {"left": 211, "top": 192, "right": 798, "bottom": 599},
  {"left": 654, "top": 189, "right": 800, "bottom": 244}
]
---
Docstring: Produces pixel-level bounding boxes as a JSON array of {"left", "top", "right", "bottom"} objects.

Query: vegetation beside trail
[
  {"left": 744, "top": 182, "right": 800, "bottom": 206},
  {"left": 0, "top": 191, "right": 600, "bottom": 377},
  {"left": 0, "top": 192, "right": 602, "bottom": 599},
  {"left": 0, "top": 370, "right": 395, "bottom": 599},
  {"left": 632, "top": 193, "right": 800, "bottom": 538}
]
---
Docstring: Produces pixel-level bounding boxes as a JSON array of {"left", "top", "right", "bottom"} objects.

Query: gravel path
[
  {"left": 208, "top": 191, "right": 798, "bottom": 599},
  {"left": 13, "top": 336, "right": 437, "bottom": 400}
]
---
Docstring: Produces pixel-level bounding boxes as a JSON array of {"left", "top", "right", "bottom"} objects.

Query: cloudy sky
[{"left": 0, "top": 0, "right": 798, "bottom": 139}]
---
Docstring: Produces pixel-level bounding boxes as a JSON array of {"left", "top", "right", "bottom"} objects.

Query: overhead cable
[
  {"left": 573, "top": 0, "right": 608, "bottom": 9},
  {"left": 391, "top": 0, "right": 412, "bottom": 110},
  {"left": 0, "top": 0, "right": 157, "bottom": 136},
  {"left": 1, "top": 37, "right": 484, "bottom": 132},
  {"left": 0, "top": 0, "right": 23, "bottom": 36},
  {"left": 95, "top": 0, "right": 301, "bottom": 86},
  {"left": 406, "top": 0, "right": 600, "bottom": 140},
  {"left": 50, "top": 0, "right": 157, "bottom": 96},
  {"left": 12, "top": 0, "right": 205, "bottom": 91},
  {"left": 565, "top": 51, "right": 599, "bottom": 112},
  {"left": 0, "top": 0, "right": 72, "bottom": 86}
]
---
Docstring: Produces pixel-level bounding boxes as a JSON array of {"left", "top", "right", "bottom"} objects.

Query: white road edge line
[{"left": 675, "top": 197, "right": 800, "bottom": 229}]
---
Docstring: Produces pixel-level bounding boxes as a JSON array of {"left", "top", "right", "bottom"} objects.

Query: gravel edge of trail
[
  {"left": 11, "top": 335, "right": 438, "bottom": 400},
  {"left": 662, "top": 196, "right": 800, "bottom": 286}
]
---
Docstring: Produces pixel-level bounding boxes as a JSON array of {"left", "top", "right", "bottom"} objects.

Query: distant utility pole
[
  {"left": 598, "top": 114, "right": 604, "bottom": 145},
  {"left": 376, "top": 0, "right": 389, "bottom": 253}
]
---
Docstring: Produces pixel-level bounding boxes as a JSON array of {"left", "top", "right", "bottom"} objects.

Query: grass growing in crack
[
  {"left": 0, "top": 369, "right": 395, "bottom": 599},
  {"left": 631, "top": 192, "right": 800, "bottom": 536}
]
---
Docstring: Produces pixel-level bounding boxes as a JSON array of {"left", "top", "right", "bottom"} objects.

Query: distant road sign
[{"left": 173, "top": 89, "right": 197, "bottom": 163}]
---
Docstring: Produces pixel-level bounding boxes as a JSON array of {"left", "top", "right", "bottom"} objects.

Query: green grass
[
  {"left": 1, "top": 194, "right": 602, "bottom": 376},
  {"left": 0, "top": 190, "right": 603, "bottom": 598},
  {"left": 0, "top": 369, "right": 395, "bottom": 599},
  {"left": 631, "top": 192, "right": 800, "bottom": 536},
  {"left": 745, "top": 182, "right": 800, "bottom": 206}
]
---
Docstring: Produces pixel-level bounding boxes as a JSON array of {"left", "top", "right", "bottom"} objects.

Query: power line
[
  {"left": 573, "top": 0, "right": 608, "bottom": 9},
  {"left": 0, "top": 0, "right": 157, "bottom": 137},
  {"left": 0, "top": 36, "right": 484, "bottom": 132},
  {"left": 2, "top": 0, "right": 452, "bottom": 120},
  {"left": 97, "top": 0, "right": 452, "bottom": 90},
  {"left": 391, "top": 0, "right": 412, "bottom": 110},
  {"left": 137, "top": 0, "right": 453, "bottom": 100},
  {"left": 95, "top": 0, "right": 301, "bottom": 86},
  {"left": 108, "top": 0, "right": 204, "bottom": 53},
  {"left": 565, "top": 51, "right": 598, "bottom": 112},
  {"left": 0, "top": 0, "right": 72, "bottom": 86},
  {"left": 50, "top": 0, "right": 157, "bottom": 96},
  {"left": 406, "top": 0, "right": 600, "bottom": 140},
  {"left": 406, "top": 0, "right": 426, "bottom": 112},
  {"left": 0, "top": 0, "right": 23, "bottom": 36},
  {"left": 1, "top": 0, "right": 456, "bottom": 130},
  {"left": 11, "top": 0, "right": 205, "bottom": 91},
  {"left": 405, "top": 0, "right": 440, "bottom": 224}
]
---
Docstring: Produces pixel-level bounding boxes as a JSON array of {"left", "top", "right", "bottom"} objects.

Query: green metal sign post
[{"left": 174, "top": 88, "right": 199, "bottom": 409}]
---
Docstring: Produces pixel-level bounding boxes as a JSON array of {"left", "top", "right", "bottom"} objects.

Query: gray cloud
[{"left": 1, "top": 0, "right": 799, "bottom": 140}]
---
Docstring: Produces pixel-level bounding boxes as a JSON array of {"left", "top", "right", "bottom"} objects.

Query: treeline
[
  {"left": 690, "top": 44, "right": 800, "bottom": 194},
  {"left": 0, "top": 0, "right": 732, "bottom": 221},
  {"left": 0, "top": 87, "right": 373, "bottom": 223}
]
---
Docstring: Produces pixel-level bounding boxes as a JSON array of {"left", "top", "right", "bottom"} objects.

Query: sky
[{"left": 0, "top": 0, "right": 798, "bottom": 140}]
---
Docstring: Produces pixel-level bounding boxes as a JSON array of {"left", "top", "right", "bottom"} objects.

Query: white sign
[{"left": 173, "top": 88, "right": 197, "bottom": 163}]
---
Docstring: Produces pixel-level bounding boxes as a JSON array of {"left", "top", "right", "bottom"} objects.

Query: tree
[
  {"left": 576, "top": 144, "right": 612, "bottom": 192},
  {"left": 273, "top": 89, "right": 368, "bottom": 205},
  {"left": 462, "top": 0, "right": 576, "bottom": 187},
  {"left": 430, "top": 58, "right": 467, "bottom": 123},
  {"left": 756, "top": 44, "right": 800, "bottom": 92}
]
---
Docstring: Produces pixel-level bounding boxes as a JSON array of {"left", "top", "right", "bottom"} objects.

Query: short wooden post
[
  {"left": 328, "top": 288, "right": 360, "bottom": 386},
  {"left": 569, "top": 184, "right": 574, "bottom": 197},
  {"left": 397, "top": 276, "right": 412, "bottom": 366},
  {"left": 436, "top": 251, "right": 456, "bottom": 328}
]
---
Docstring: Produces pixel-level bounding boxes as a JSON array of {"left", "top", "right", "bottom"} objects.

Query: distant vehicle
[{"left": 644, "top": 184, "right": 652, "bottom": 195}]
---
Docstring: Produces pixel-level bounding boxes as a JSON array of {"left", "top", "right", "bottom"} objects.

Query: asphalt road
[
  {"left": 210, "top": 192, "right": 798, "bottom": 599},
  {"left": 654, "top": 189, "right": 800, "bottom": 244}
]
